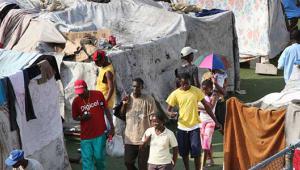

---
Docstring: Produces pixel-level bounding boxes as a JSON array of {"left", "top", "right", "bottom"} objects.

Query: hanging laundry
[
  {"left": 9, "top": 70, "right": 37, "bottom": 122},
  {"left": 224, "top": 97, "right": 286, "bottom": 170},
  {"left": 2, "top": 77, "right": 19, "bottom": 131},
  {"left": 0, "top": 78, "right": 6, "bottom": 105}
]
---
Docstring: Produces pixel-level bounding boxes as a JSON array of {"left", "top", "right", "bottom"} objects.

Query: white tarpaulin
[
  {"left": 176, "top": 0, "right": 289, "bottom": 59},
  {"left": 30, "top": 0, "right": 240, "bottom": 123},
  {"left": 2, "top": 0, "right": 239, "bottom": 123}
]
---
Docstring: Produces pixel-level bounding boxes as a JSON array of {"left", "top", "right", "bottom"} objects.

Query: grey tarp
[
  {"left": 285, "top": 100, "right": 300, "bottom": 146},
  {"left": 34, "top": 0, "right": 238, "bottom": 124},
  {"left": 10, "top": 0, "right": 239, "bottom": 124}
]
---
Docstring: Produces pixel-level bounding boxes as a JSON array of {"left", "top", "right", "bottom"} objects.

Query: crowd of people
[
  {"left": 5, "top": 47, "right": 227, "bottom": 170},
  {"left": 65, "top": 30, "right": 300, "bottom": 170}
]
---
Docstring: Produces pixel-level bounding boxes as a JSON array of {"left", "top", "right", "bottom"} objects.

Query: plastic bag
[{"left": 106, "top": 135, "right": 124, "bottom": 157}]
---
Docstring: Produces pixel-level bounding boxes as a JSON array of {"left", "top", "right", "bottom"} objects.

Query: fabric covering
[
  {"left": 12, "top": 19, "right": 66, "bottom": 53},
  {"left": 16, "top": 77, "right": 62, "bottom": 156},
  {"left": 282, "top": 0, "right": 300, "bottom": 19},
  {"left": 0, "top": 106, "right": 20, "bottom": 170},
  {"left": 195, "top": 9, "right": 226, "bottom": 17},
  {"left": 42, "top": 0, "right": 239, "bottom": 125},
  {"left": 177, "top": 0, "right": 289, "bottom": 58},
  {"left": 285, "top": 100, "right": 300, "bottom": 146},
  {"left": 224, "top": 97, "right": 286, "bottom": 170},
  {"left": 0, "top": 107, "right": 71, "bottom": 170},
  {"left": 0, "top": 49, "right": 41, "bottom": 77},
  {"left": 248, "top": 80, "right": 300, "bottom": 109},
  {"left": 0, "top": 8, "right": 38, "bottom": 50}
]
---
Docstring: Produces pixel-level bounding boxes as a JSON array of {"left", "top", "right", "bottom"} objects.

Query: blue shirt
[
  {"left": 278, "top": 43, "right": 300, "bottom": 83},
  {"left": 282, "top": 0, "right": 300, "bottom": 19}
]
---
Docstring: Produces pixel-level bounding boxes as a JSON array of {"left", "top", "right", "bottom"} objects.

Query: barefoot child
[{"left": 141, "top": 113, "right": 178, "bottom": 170}]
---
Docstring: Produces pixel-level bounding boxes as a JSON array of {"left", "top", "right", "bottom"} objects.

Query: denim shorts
[{"left": 176, "top": 128, "right": 201, "bottom": 158}]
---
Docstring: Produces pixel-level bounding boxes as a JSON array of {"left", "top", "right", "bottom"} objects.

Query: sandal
[{"left": 206, "top": 159, "right": 214, "bottom": 167}]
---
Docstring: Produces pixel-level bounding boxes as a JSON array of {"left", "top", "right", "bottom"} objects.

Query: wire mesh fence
[{"left": 249, "top": 142, "right": 300, "bottom": 170}]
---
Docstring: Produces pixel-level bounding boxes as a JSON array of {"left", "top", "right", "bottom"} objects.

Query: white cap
[{"left": 180, "top": 47, "right": 198, "bottom": 57}]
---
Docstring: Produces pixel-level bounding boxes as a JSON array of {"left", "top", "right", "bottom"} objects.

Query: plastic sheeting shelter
[
  {"left": 34, "top": 0, "right": 240, "bottom": 124},
  {"left": 175, "top": 0, "right": 290, "bottom": 60},
  {"left": 3, "top": 0, "right": 239, "bottom": 124}
]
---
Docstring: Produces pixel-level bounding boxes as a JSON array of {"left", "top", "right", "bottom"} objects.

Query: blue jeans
[{"left": 81, "top": 134, "right": 106, "bottom": 170}]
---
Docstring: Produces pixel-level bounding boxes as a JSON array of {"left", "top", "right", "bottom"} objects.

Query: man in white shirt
[
  {"left": 5, "top": 149, "right": 44, "bottom": 170},
  {"left": 278, "top": 30, "right": 300, "bottom": 83}
]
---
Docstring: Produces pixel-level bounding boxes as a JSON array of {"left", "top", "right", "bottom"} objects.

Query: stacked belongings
[{"left": 62, "top": 29, "right": 113, "bottom": 62}]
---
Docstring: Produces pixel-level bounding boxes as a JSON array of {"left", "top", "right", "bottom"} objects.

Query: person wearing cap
[
  {"left": 278, "top": 29, "right": 300, "bottom": 83},
  {"left": 72, "top": 79, "right": 115, "bottom": 170},
  {"left": 175, "top": 46, "right": 200, "bottom": 88},
  {"left": 93, "top": 50, "right": 116, "bottom": 110},
  {"left": 5, "top": 149, "right": 44, "bottom": 170},
  {"left": 93, "top": 50, "right": 124, "bottom": 137}
]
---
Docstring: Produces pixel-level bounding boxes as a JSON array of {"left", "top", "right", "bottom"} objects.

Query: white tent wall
[
  {"left": 180, "top": 0, "right": 289, "bottom": 58},
  {"left": 47, "top": 1, "right": 239, "bottom": 124},
  {"left": 183, "top": 11, "right": 239, "bottom": 92},
  {"left": 7, "top": 0, "right": 239, "bottom": 123}
]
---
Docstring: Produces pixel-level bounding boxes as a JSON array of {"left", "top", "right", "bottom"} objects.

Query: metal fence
[{"left": 249, "top": 141, "right": 300, "bottom": 170}]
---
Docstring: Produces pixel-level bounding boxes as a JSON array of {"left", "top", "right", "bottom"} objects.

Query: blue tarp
[
  {"left": 282, "top": 0, "right": 300, "bottom": 19},
  {"left": 195, "top": 9, "right": 226, "bottom": 17}
]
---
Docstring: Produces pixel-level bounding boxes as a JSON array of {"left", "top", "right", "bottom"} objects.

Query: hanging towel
[{"left": 224, "top": 97, "right": 286, "bottom": 170}]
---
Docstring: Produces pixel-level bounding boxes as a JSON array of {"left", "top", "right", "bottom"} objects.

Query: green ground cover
[{"left": 66, "top": 67, "right": 285, "bottom": 170}]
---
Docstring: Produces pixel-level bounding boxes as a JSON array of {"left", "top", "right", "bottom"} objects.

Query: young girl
[
  {"left": 202, "top": 69, "right": 228, "bottom": 129},
  {"left": 141, "top": 113, "right": 178, "bottom": 170},
  {"left": 199, "top": 79, "right": 218, "bottom": 168}
]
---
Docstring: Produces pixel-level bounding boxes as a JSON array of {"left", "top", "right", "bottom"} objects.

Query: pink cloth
[
  {"left": 200, "top": 121, "right": 215, "bottom": 150},
  {"left": 294, "top": 149, "right": 300, "bottom": 170}
]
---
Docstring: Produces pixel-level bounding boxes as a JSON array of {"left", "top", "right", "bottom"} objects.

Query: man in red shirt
[{"left": 72, "top": 79, "right": 114, "bottom": 170}]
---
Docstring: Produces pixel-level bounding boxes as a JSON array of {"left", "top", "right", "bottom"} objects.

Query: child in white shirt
[{"left": 141, "top": 113, "right": 178, "bottom": 170}]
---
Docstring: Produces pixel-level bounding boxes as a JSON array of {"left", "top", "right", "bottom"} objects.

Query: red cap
[
  {"left": 93, "top": 50, "right": 106, "bottom": 61},
  {"left": 74, "top": 79, "right": 87, "bottom": 94}
]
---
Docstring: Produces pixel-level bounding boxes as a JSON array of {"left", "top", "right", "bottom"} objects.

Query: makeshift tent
[
  {"left": 0, "top": 49, "right": 71, "bottom": 170},
  {"left": 0, "top": 0, "right": 239, "bottom": 124},
  {"left": 174, "top": 0, "right": 290, "bottom": 60}
]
